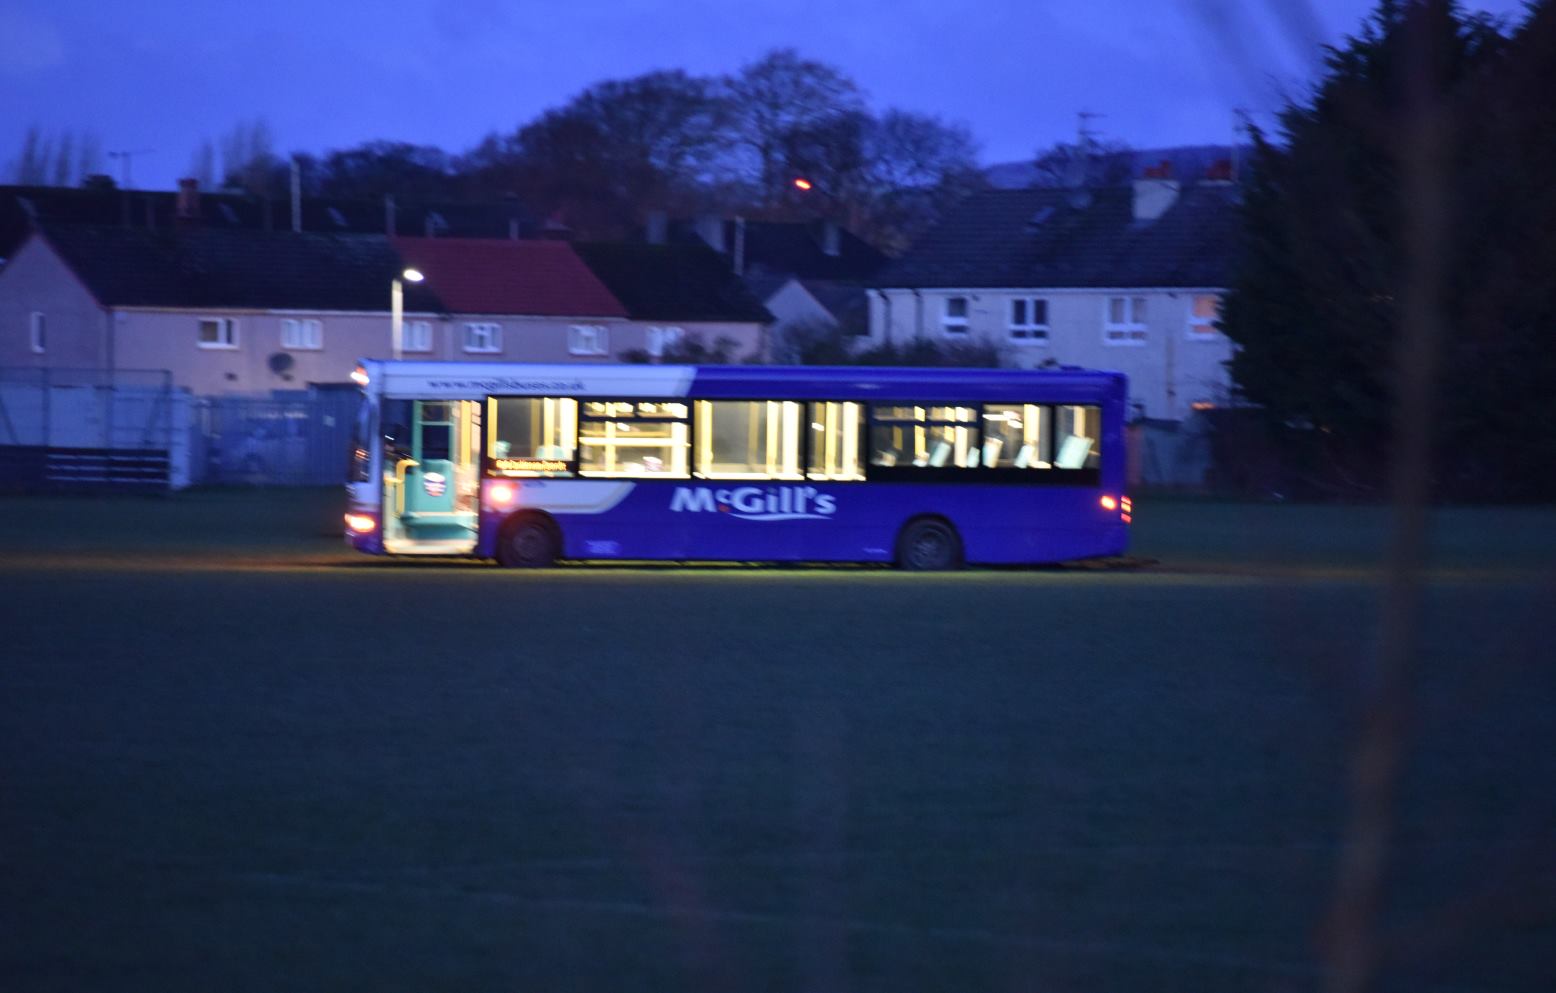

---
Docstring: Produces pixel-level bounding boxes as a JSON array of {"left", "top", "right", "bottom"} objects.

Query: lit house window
[
  {"left": 942, "top": 296, "right": 970, "bottom": 336},
  {"left": 646, "top": 325, "right": 683, "bottom": 358},
  {"left": 463, "top": 322, "right": 502, "bottom": 354},
  {"left": 403, "top": 320, "right": 433, "bottom": 353},
  {"left": 1104, "top": 296, "right": 1147, "bottom": 345},
  {"left": 1187, "top": 294, "right": 1221, "bottom": 339},
  {"left": 198, "top": 317, "right": 238, "bottom": 349},
  {"left": 29, "top": 312, "right": 46, "bottom": 353},
  {"left": 280, "top": 318, "right": 323, "bottom": 350},
  {"left": 1009, "top": 298, "right": 1049, "bottom": 343},
  {"left": 568, "top": 325, "right": 610, "bottom": 356}
]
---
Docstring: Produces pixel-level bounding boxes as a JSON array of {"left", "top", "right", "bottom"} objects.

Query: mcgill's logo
[{"left": 669, "top": 485, "right": 837, "bottom": 521}]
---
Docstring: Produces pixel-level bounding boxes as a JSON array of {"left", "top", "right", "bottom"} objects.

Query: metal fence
[
  {"left": 0, "top": 367, "right": 190, "bottom": 490},
  {"left": 192, "top": 385, "right": 360, "bottom": 486},
  {"left": 0, "top": 368, "right": 363, "bottom": 490}
]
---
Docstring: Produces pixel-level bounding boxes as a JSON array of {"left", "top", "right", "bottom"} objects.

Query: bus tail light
[
  {"left": 487, "top": 481, "right": 517, "bottom": 509},
  {"left": 1100, "top": 495, "right": 1118, "bottom": 511},
  {"left": 344, "top": 512, "right": 376, "bottom": 534}
]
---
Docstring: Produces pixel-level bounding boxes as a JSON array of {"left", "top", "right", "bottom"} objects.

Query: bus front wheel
[
  {"left": 498, "top": 516, "right": 560, "bottom": 568},
  {"left": 896, "top": 519, "right": 962, "bottom": 571}
]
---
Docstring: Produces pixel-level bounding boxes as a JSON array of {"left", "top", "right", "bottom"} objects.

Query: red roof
[{"left": 392, "top": 237, "right": 628, "bottom": 318}]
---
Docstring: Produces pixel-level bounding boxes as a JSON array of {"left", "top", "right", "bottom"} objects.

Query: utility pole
[{"left": 106, "top": 149, "right": 154, "bottom": 190}]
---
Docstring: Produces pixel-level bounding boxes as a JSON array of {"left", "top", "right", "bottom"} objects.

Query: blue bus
[{"left": 344, "top": 361, "right": 1131, "bottom": 569}]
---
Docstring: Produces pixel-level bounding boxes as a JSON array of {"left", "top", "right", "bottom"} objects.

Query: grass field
[{"left": 1, "top": 490, "right": 1552, "bottom": 991}]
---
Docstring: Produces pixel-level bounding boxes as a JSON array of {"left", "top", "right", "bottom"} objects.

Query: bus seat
[
  {"left": 1056, "top": 435, "right": 1094, "bottom": 469},
  {"left": 1014, "top": 444, "right": 1035, "bottom": 468},
  {"left": 875, "top": 451, "right": 897, "bottom": 466},
  {"left": 983, "top": 438, "right": 1003, "bottom": 467},
  {"left": 966, "top": 449, "right": 980, "bottom": 468},
  {"left": 928, "top": 441, "right": 952, "bottom": 467}
]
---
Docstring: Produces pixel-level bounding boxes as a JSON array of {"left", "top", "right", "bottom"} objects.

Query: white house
[{"left": 868, "top": 169, "right": 1239, "bottom": 420}]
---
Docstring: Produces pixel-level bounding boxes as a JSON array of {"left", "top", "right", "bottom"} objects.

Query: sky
[{"left": 0, "top": 0, "right": 1534, "bottom": 191}]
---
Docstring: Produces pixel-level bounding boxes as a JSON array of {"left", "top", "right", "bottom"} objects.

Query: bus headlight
[
  {"left": 487, "top": 482, "right": 517, "bottom": 509},
  {"left": 344, "top": 512, "right": 376, "bottom": 534}
]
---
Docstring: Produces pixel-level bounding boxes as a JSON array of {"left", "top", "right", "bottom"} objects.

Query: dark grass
[{"left": 1, "top": 491, "right": 1552, "bottom": 991}]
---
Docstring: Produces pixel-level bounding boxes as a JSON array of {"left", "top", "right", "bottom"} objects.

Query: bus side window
[
  {"left": 1055, "top": 404, "right": 1102, "bottom": 470},
  {"left": 982, "top": 404, "right": 1051, "bottom": 469},
  {"left": 869, "top": 404, "right": 979, "bottom": 469},
  {"left": 807, "top": 401, "right": 864, "bottom": 481}
]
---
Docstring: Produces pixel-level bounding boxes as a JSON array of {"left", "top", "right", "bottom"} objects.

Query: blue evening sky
[{"left": 0, "top": 0, "right": 1532, "bottom": 190}]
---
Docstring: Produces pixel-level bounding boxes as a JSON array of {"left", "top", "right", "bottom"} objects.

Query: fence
[
  {"left": 0, "top": 368, "right": 191, "bottom": 491},
  {"left": 0, "top": 369, "right": 364, "bottom": 491},
  {"left": 192, "top": 385, "right": 360, "bottom": 486}
]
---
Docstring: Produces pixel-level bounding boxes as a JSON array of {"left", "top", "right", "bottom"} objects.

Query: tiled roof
[
  {"left": 393, "top": 237, "right": 627, "bottom": 318},
  {"left": 0, "top": 184, "right": 536, "bottom": 259},
  {"left": 875, "top": 183, "right": 1240, "bottom": 290},
  {"left": 573, "top": 243, "right": 772, "bottom": 323},
  {"left": 732, "top": 221, "right": 887, "bottom": 281},
  {"left": 37, "top": 223, "right": 443, "bottom": 312}
]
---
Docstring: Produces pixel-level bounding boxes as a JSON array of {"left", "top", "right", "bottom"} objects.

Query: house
[
  {"left": 0, "top": 221, "right": 772, "bottom": 396},
  {"left": 572, "top": 242, "right": 773, "bottom": 362},
  {"left": 0, "top": 223, "right": 446, "bottom": 396},
  {"left": 868, "top": 167, "right": 1239, "bottom": 420},
  {"left": 652, "top": 216, "right": 886, "bottom": 357}
]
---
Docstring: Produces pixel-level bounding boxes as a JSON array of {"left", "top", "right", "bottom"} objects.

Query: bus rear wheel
[
  {"left": 896, "top": 519, "right": 962, "bottom": 571},
  {"left": 498, "top": 516, "right": 559, "bottom": 568}
]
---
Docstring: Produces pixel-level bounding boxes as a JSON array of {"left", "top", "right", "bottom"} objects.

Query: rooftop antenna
[
  {"left": 107, "top": 149, "right": 155, "bottom": 190},
  {"left": 1066, "top": 110, "right": 1105, "bottom": 191}
]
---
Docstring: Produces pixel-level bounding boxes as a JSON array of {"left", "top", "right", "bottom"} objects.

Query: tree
[
  {"left": 1218, "top": 0, "right": 1547, "bottom": 499},
  {"left": 725, "top": 49, "right": 864, "bottom": 205},
  {"left": 463, "top": 70, "right": 726, "bottom": 236},
  {"left": 219, "top": 118, "right": 283, "bottom": 196},
  {"left": 315, "top": 141, "right": 455, "bottom": 200},
  {"left": 1030, "top": 136, "right": 1134, "bottom": 188}
]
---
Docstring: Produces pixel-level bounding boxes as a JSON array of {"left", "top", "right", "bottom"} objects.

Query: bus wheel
[
  {"left": 498, "top": 516, "right": 559, "bottom": 568},
  {"left": 896, "top": 519, "right": 962, "bottom": 571}
]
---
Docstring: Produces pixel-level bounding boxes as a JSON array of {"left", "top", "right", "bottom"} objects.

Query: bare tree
[{"left": 725, "top": 48, "right": 865, "bottom": 205}]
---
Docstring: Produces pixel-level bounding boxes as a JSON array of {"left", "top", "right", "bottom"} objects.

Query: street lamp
[{"left": 390, "top": 267, "right": 424, "bottom": 360}]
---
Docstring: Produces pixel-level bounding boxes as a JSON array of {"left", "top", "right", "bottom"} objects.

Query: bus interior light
[{"left": 344, "top": 513, "right": 376, "bottom": 534}]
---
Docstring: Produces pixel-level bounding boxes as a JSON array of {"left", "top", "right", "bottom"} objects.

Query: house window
[
  {"left": 198, "top": 317, "right": 238, "bottom": 349},
  {"left": 280, "top": 318, "right": 323, "bottom": 350},
  {"left": 1009, "top": 298, "right": 1049, "bottom": 343},
  {"left": 1187, "top": 294, "right": 1221, "bottom": 340},
  {"left": 568, "top": 324, "right": 610, "bottom": 356},
  {"left": 403, "top": 320, "right": 433, "bottom": 353},
  {"left": 29, "top": 312, "right": 45, "bottom": 354},
  {"left": 942, "top": 296, "right": 969, "bottom": 336},
  {"left": 1104, "top": 296, "right": 1148, "bottom": 345},
  {"left": 463, "top": 322, "right": 502, "bottom": 354},
  {"left": 646, "top": 325, "right": 683, "bottom": 358}
]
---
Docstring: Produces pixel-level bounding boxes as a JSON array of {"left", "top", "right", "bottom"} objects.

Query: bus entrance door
[{"left": 383, "top": 400, "right": 481, "bottom": 555}]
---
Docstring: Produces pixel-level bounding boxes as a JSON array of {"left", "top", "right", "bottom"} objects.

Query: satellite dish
[{"left": 267, "top": 352, "right": 295, "bottom": 374}]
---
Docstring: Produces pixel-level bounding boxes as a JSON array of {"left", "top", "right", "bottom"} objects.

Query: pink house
[{"left": 0, "top": 224, "right": 770, "bottom": 396}]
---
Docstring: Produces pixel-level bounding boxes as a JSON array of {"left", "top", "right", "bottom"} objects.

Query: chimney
[
  {"left": 1132, "top": 161, "right": 1179, "bottom": 222},
  {"left": 694, "top": 213, "right": 725, "bottom": 253},
  {"left": 540, "top": 211, "right": 572, "bottom": 240},
  {"left": 645, "top": 210, "right": 668, "bottom": 245},
  {"left": 821, "top": 219, "right": 841, "bottom": 257},
  {"left": 384, "top": 194, "right": 396, "bottom": 236},
  {"left": 175, "top": 178, "right": 200, "bottom": 225}
]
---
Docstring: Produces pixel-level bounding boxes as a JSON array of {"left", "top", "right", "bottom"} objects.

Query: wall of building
[
  {"left": 870, "top": 287, "right": 1233, "bottom": 420},
  {"left": 0, "top": 237, "right": 108, "bottom": 369},
  {"left": 104, "top": 310, "right": 768, "bottom": 395}
]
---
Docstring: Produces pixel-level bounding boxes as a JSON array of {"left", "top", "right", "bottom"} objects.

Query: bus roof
[{"left": 358, "top": 360, "right": 1126, "bottom": 403}]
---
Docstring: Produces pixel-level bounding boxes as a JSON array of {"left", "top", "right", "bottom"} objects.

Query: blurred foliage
[{"left": 1221, "top": 0, "right": 1556, "bottom": 501}]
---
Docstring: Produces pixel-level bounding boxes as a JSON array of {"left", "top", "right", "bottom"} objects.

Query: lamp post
[{"left": 391, "top": 267, "right": 425, "bottom": 360}]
